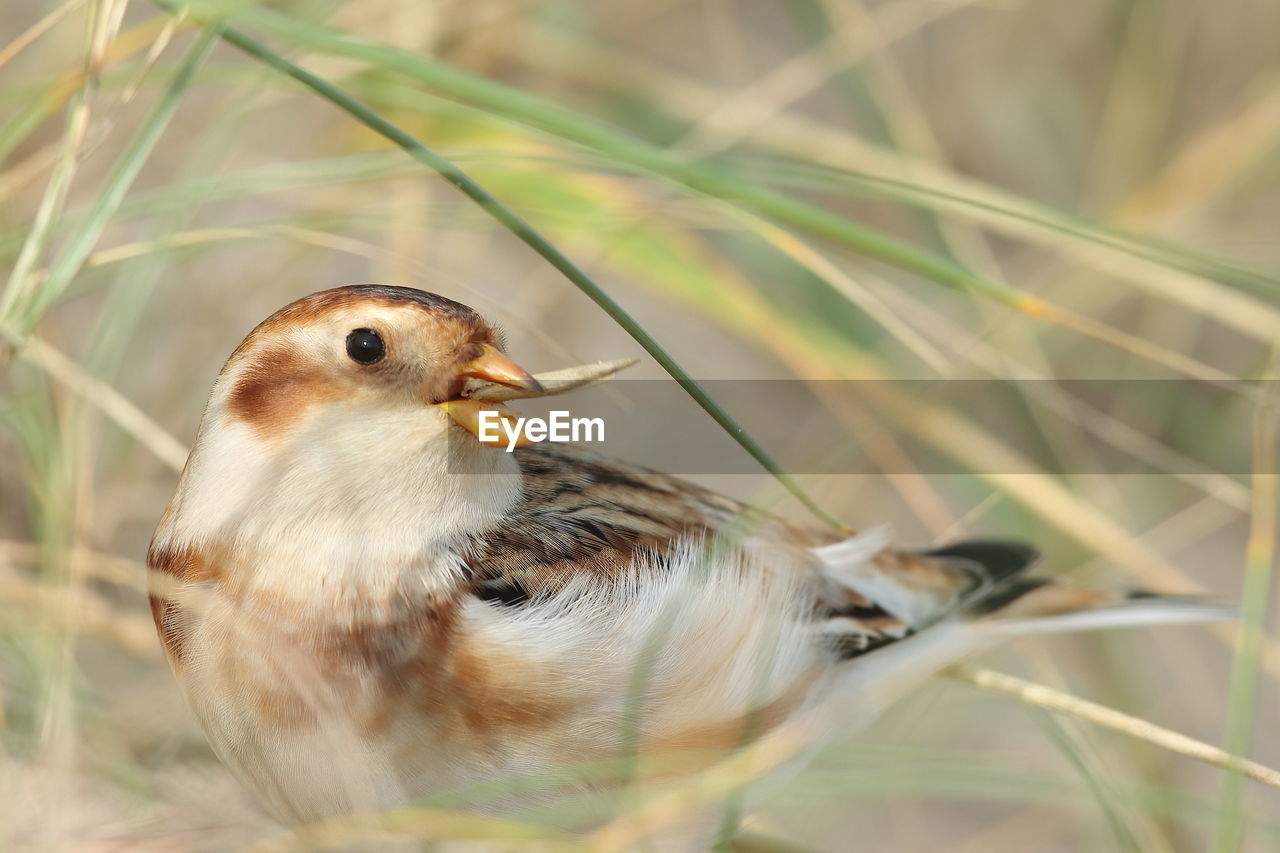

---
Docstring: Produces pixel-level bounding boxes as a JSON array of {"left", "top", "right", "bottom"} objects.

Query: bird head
[
  {"left": 152, "top": 286, "right": 571, "bottom": 583},
  {"left": 211, "top": 284, "right": 543, "bottom": 448}
]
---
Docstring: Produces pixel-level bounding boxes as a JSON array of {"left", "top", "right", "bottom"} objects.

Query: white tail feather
[
  {"left": 983, "top": 597, "right": 1235, "bottom": 637},
  {"left": 816, "top": 596, "right": 1232, "bottom": 739}
]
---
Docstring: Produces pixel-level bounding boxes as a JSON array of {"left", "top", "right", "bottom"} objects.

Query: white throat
[{"left": 155, "top": 401, "right": 523, "bottom": 609}]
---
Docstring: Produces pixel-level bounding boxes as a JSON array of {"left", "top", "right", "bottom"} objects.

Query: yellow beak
[
  {"left": 436, "top": 344, "right": 542, "bottom": 447},
  {"left": 436, "top": 399, "right": 534, "bottom": 448},
  {"left": 458, "top": 343, "right": 543, "bottom": 394}
]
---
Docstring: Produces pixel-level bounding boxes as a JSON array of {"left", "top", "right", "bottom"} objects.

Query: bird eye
[{"left": 345, "top": 328, "right": 385, "bottom": 365}]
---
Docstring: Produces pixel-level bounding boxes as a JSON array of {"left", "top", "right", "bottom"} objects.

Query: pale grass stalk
[
  {"left": 0, "top": 0, "right": 131, "bottom": 324},
  {"left": 1115, "top": 81, "right": 1280, "bottom": 229},
  {"left": 869, "top": 279, "right": 1252, "bottom": 510},
  {"left": 729, "top": 831, "right": 819, "bottom": 853},
  {"left": 28, "top": 224, "right": 387, "bottom": 279},
  {"left": 944, "top": 806, "right": 1074, "bottom": 853},
  {"left": 589, "top": 713, "right": 825, "bottom": 851},
  {"left": 812, "top": 397, "right": 962, "bottom": 536},
  {"left": 671, "top": 0, "right": 983, "bottom": 157},
  {"left": 820, "top": 0, "right": 1116, "bottom": 482},
  {"left": 841, "top": 383, "right": 1264, "bottom": 631},
  {"left": 19, "top": 337, "right": 188, "bottom": 472},
  {"left": 743, "top": 217, "right": 951, "bottom": 372},
  {"left": 936, "top": 491, "right": 1006, "bottom": 542},
  {"left": 0, "top": 568, "right": 157, "bottom": 658},
  {"left": 588, "top": 652, "right": 1280, "bottom": 848},
  {"left": 819, "top": 0, "right": 1006, "bottom": 278},
  {"left": 1009, "top": 296, "right": 1233, "bottom": 385},
  {"left": 27, "top": 220, "right": 615, "bottom": 365},
  {"left": 0, "top": 17, "right": 98, "bottom": 323},
  {"left": 25, "top": 22, "right": 219, "bottom": 329},
  {"left": 1069, "top": 496, "right": 1246, "bottom": 580},
  {"left": 0, "top": 13, "right": 183, "bottom": 154},
  {"left": 0, "top": 138, "right": 66, "bottom": 205},
  {"left": 0, "top": 0, "right": 88, "bottom": 72},
  {"left": 949, "top": 666, "right": 1280, "bottom": 791},
  {"left": 119, "top": 6, "right": 189, "bottom": 103},
  {"left": 0, "top": 538, "right": 144, "bottom": 587},
  {"left": 243, "top": 809, "right": 591, "bottom": 853},
  {"left": 1212, "top": 380, "right": 1278, "bottom": 849},
  {"left": 10, "top": 7, "right": 127, "bottom": 821}
]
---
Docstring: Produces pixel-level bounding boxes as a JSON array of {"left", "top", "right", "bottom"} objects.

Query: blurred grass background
[{"left": 1, "top": 0, "right": 1279, "bottom": 850}]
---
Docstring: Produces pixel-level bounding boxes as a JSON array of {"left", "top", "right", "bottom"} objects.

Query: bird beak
[
  {"left": 436, "top": 399, "right": 533, "bottom": 448},
  {"left": 457, "top": 344, "right": 543, "bottom": 395},
  {"left": 436, "top": 344, "right": 543, "bottom": 448}
]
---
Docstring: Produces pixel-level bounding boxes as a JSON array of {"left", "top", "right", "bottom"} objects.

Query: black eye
[{"left": 345, "top": 328, "right": 385, "bottom": 365}]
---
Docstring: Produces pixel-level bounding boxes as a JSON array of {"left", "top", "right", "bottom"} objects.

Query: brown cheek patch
[{"left": 226, "top": 345, "right": 344, "bottom": 438}]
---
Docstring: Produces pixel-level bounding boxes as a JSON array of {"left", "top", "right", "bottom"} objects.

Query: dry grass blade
[
  {"left": 0, "top": 538, "right": 144, "bottom": 587},
  {"left": 19, "top": 337, "right": 188, "bottom": 472},
  {"left": 18, "top": 22, "right": 220, "bottom": 331},
  {"left": 949, "top": 666, "right": 1280, "bottom": 791},
  {"left": 0, "top": 0, "right": 105, "bottom": 326},
  {"left": 462, "top": 358, "right": 639, "bottom": 401},
  {"left": 530, "top": 28, "right": 1280, "bottom": 341},
  {"left": 242, "top": 808, "right": 593, "bottom": 853},
  {"left": 0, "top": 564, "right": 158, "bottom": 658},
  {"left": 669, "top": 0, "right": 980, "bottom": 157},
  {"left": 0, "top": 0, "right": 87, "bottom": 72},
  {"left": 1116, "top": 81, "right": 1280, "bottom": 229},
  {"left": 1213, "top": 375, "right": 1279, "bottom": 848},
  {"left": 588, "top": 715, "right": 823, "bottom": 850}
]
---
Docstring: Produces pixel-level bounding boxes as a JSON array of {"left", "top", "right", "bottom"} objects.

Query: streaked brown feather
[{"left": 461, "top": 445, "right": 920, "bottom": 660}]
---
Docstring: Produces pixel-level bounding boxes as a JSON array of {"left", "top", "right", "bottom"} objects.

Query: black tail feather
[{"left": 921, "top": 539, "right": 1043, "bottom": 615}]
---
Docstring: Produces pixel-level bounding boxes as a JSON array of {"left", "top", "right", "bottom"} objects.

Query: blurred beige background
[{"left": 1, "top": 0, "right": 1278, "bottom": 850}]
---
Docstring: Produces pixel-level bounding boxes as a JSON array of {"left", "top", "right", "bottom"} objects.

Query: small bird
[{"left": 148, "top": 285, "right": 1223, "bottom": 845}]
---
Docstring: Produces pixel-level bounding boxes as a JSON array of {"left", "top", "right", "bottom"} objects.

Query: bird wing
[
  {"left": 462, "top": 444, "right": 1224, "bottom": 672},
  {"left": 461, "top": 444, "right": 1039, "bottom": 660}
]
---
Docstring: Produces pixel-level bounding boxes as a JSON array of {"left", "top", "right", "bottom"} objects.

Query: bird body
[{"left": 148, "top": 285, "right": 1224, "bottom": 838}]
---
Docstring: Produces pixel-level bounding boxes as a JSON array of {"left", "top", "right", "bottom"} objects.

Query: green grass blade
[
  {"left": 747, "top": 158, "right": 1280, "bottom": 297},
  {"left": 1212, "top": 385, "right": 1279, "bottom": 851}
]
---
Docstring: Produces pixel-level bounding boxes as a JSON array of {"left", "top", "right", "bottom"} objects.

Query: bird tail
[
  {"left": 812, "top": 536, "right": 1231, "bottom": 735},
  {"left": 929, "top": 538, "right": 1234, "bottom": 634}
]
